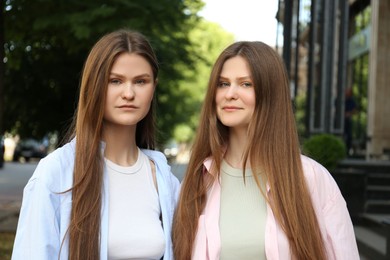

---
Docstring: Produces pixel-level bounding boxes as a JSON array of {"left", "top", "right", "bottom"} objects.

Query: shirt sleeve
[
  {"left": 302, "top": 156, "right": 360, "bottom": 259},
  {"left": 321, "top": 174, "right": 360, "bottom": 259},
  {"left": 12, "top": 161, "right": 63, "bottom": 260},
  {"left": 314, "top": 167, "right": 360, "bottom": 260}
]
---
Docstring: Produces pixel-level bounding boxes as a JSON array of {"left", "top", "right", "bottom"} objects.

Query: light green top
[{"left": 219, "top": 160, "right": 267, "bottom": 260}]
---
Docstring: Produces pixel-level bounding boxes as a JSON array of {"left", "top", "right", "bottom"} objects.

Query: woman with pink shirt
[{"left": 173, "top": 41, "right": 359, "bottom": 259}]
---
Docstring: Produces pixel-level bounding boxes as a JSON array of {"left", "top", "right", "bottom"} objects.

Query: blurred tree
[
  {"left": 172, "top": 20, "right": 234, "bottom": 144},
  {"left": 3, "top": 0, "right": 203, "bottom": 144}
]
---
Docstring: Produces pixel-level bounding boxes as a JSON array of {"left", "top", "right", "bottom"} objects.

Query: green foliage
[
  {"left": 302, "top": 134, "right": 347, "bottom": 172},
  {"left": 354, "top": 6, "right": 371, "bottom": 32},
  {"left": 3, "top": 0, "right": 204, "bottom": 143},
  {"left": 173, "top": 124, "right": 193, "bottom": 143},
  {"left": 171, "top": 20, "right": 234, "bottom": 143}
]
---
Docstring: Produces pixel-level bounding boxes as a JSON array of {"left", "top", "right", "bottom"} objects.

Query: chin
[
  {"left": 220, "top": 122, "right": 241, "bottom": 128},
  {"left": 220, "top": 120, "right": 250, "bottom": 129}
]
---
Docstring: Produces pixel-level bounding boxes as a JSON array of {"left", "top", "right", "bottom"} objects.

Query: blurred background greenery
[{"left": 0, "top": 0, "right": 234, "bottom": 154}]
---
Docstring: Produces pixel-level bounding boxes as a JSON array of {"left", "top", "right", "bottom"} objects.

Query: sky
[{"left": 199, "top": 0, "right": 280, "bottom": 47}]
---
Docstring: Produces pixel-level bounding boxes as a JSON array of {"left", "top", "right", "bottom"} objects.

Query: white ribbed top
[
  {"left": 106, "top": 149, "right": 165, "bottom": 260},
  {"left": 219, "top": 160, "right": 267, "bottom": 260}
]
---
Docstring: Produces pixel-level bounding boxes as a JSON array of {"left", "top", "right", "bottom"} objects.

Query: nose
[
  {"left": 122, "top": 82, "right": 135, "bottom": 100},
  {"left": 225, "top": 85, "right": 238, "bottom": 100}
]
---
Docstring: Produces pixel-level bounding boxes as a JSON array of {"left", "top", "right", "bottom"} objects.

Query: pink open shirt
[{"left": 192, "top": 155, "right": 360, "bottom": 260}]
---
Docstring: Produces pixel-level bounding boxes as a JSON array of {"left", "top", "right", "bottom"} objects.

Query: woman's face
[
  {"left": 215, "top": 56, "right": 256, "bottom": 130},
  {"left": 104, "top": 53, "right": 156, "bottom": 127}
]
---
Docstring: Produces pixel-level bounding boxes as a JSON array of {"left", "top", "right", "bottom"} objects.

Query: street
[
  {"left": 0, "top": 162, "right": 37, "bottom": 204},
  {"left": 0, "top": 161, "right": 38, "bottom": 232}
]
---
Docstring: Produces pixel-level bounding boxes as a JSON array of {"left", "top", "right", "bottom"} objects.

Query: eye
[
  {"left": 218, "top": 81, "right": 230, "bottom": 87},
  {"left": 109, "top": 78, "right": 122, "bottom": 85},
  {"left": 241, "top": 82, "right": 253, "bottom": 88},
  {"left": 135, "top": 79, "right": 146, "bottom": 85}
]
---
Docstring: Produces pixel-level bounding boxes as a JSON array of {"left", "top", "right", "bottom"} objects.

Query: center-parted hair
[
  {"left": 173, "top": 41, "right": 326, "bottom": 260},
  {"left": 65, "top": 29, "right": 158, "bottom": 260}
]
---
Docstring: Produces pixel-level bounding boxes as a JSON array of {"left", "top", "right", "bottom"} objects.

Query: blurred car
[
  {"left": 0, "top": 135, "right": 4, "bottom": 168},
  {"left": 12, "top": 138, "right": 48, "bottom": 162},
  {"left": 163, "top": 141, "right": 179, "bottom": 162}
]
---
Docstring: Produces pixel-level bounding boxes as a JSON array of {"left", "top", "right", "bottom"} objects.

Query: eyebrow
[
  {"left": 109, "top": 73, "right": 152, "bottom": 78},
  {"left": 219, "top": 76, "right": 252, "bottom": 81}
]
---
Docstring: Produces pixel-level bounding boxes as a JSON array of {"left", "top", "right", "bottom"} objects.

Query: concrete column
[{"left": 367, "top": 0, "right": 390, "bottom": 159}]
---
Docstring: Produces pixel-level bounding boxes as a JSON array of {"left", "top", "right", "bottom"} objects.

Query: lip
[
  {"left": 118, "top": 105, "right": 138, "bottom": 109},
  {"left": 222, "top": 106, "right": 242, "bottom": 111}
]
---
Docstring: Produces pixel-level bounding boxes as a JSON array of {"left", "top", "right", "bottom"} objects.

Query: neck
[
  {"left": 224, "top": 127, "right": 250, "bottom": 169},
  {"left": 102, "top": 122, "right": 138, "bottom": 166}
]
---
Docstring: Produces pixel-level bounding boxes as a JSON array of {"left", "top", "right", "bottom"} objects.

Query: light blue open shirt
[{"left": 12, "top": 139, "right": 180, "bottom": 260}]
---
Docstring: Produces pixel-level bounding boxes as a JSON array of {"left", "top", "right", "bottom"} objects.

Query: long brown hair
[
  {"left": 65, "top": 29, "right": 158, "bottom": 260},
  {"left": 173, "top": 42, "right": 326, "bottom": 259}
]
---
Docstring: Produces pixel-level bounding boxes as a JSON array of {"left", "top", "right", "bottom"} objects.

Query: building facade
[{"left": 278, "top": 0, "right": 390, "bottom": 160}]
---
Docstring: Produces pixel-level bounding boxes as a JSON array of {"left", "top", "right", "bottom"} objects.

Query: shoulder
[
  {"left": 300, "top": 154, "right": 342, "bottom": 204},
  {"left": 38, "top": 140, "right": 75, "bottom": 172},
  {"left": 141, "top": 149, "right": 172, "bottom": 178},
  {"left": 30, "top": 140, "right": 75, "bottom": 191},
  {"left": 141, "top": 149, "right": 167, "bottom": 162},
  {"left": 301, "top": 155, "right": 337, "bottom": 186},
  {"left": 141, "top": 149, "right": 180, "bottom": 196},
  {"left": 45, "top": 140, "right": 75, "bottom": 163},
  {"left": 301, "top": 155, "right": 327, "bottom": 173}
]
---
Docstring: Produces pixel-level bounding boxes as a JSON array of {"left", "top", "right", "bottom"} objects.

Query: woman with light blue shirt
[{"left": 12, "top": 29, "right": 180, "bottom": 260}]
